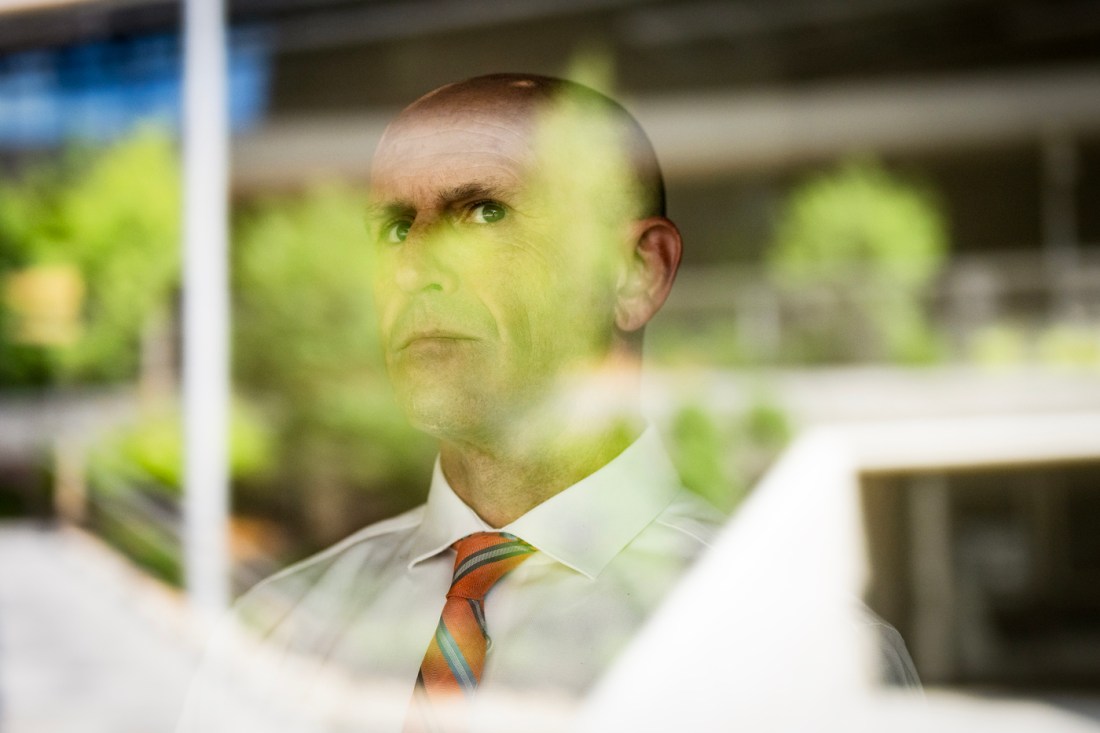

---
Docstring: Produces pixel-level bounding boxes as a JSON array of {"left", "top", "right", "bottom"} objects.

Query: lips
[
  {"left": 387, "top": 302, "right": 489, "bottom": 353},
  {"left": 397, "top": 330, "right": 476, "bottom": 350}
]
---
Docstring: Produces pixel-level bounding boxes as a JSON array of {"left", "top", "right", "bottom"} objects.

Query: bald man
[{"left": 178, "top": 75, "right": 725, "bottom": 732}]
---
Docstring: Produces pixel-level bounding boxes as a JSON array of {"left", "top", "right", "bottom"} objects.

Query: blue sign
[{"left": 0, "top": 27, "right": 271, "bottom": 147}]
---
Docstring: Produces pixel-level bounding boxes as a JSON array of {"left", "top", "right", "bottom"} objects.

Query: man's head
[{"left": 367, "top": 74, "right": 681, "bottom": 448}]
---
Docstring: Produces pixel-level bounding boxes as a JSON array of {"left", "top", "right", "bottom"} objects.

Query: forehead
[{"left": 369, "top": 107, "right": 538, "bottom": 199}]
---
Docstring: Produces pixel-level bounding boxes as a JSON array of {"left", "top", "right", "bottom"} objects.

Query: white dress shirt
[{"left": 177, "top": 428, "right": 726, "bottom": 732}]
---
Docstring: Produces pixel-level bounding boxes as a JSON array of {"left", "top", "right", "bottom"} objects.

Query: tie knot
[{"left": 448, "top": 532, "right": 534, "bottom": 600}]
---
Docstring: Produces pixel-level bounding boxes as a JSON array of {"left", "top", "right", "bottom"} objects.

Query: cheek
[
  {"left": 456, "top": 226, "right": 619, "bottom": 352},
  {"left": 512, "top": 264, "right": 617, "bottom": 363},
  {"left": 369, "top": 262, "right": 400, "bottom": 334}
]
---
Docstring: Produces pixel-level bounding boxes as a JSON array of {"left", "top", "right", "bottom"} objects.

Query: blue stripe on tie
[
  {"left": 452, "top": 541, "right": 528, "bottom": 580},
  {"left": 468, "top": 598, "right": 489, "bottom": 639},
  {"left": 452, "top": 543, "right": 533, "bottom": 584},
  {"left": 436, "top": 621, "right": 477, "bottom": 693}
]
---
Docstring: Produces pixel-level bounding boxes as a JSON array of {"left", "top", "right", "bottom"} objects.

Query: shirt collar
[
  {"left": 406, "top": 458, "right": 493, "bottom": 569},
  {"left": 407, "top": 427, "right": 681, "bottom": 580}
]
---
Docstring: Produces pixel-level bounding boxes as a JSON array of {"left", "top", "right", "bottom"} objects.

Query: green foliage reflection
[
  {"left": 667, "top": 396, "right": 791, "bottom": 513},
  {"left": 234, "top": 184, "right": 435, "bottom": 546}
]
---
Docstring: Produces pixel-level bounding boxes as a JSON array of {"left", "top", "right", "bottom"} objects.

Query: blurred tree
[
  {"left": 767, "top": 159, "right": 948, "bottom": 364},
  {"left": 233, "top": 184, "right": 435, "bottom": 548},
  {"left": 0, "top": 128, "right": 180, "bottom": 385}
]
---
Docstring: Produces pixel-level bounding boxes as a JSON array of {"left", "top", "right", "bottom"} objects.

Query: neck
[{"left": 439, "top": 410, "right": 643, "bottom": 528}]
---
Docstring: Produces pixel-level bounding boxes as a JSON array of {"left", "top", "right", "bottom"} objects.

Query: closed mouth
[{"left": 398, "top": 331, "right": 476, "bottom": 350}]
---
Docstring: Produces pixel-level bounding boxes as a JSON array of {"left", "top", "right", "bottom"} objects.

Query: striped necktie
[{"left": 407, "top": 532, "right": 535, "bottom": 730}]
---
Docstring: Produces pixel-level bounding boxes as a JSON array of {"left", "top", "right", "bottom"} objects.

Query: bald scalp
[{"left": 388, "top": 73, "right": 667, "bottom": 219}]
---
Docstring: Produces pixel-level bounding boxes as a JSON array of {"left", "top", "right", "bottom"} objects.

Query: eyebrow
[
  {"left": 365, "top": 181, "right": 512, "bottom": 223},
  {"left": 434, "top": 182, "right": 509, "bottom": 210},
  {"left": 364, "top": 200, "right": 413, "bottom": 224}
]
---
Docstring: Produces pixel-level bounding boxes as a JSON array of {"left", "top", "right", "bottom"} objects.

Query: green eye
[
  {"left": 470, "top": 202, "right": 506, "bottom": 224},
  {"left": 385, "top": 220, "right": 411, "bottom": 243}
]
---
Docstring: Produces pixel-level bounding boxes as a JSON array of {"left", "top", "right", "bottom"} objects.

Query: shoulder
[
  {"left": 255, "top": 505, "right": 423, "bottom": 588},
  {"left": 618, "top": 488, "right": 728, "bottom": 570},
  {"left": 232, "top": 504, "right": 426, "bottom": 631},
  {"left": 654, "top": 488, "right": 729, "bottom": 549}
]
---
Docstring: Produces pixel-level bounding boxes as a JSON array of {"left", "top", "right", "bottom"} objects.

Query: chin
[{"left": 396, "top": 385, "right": 490, "bottom": 442}]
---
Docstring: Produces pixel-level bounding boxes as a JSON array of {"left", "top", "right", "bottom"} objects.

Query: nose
[{"left": 395, "top": 223, "right": 458, "bottom": 295}]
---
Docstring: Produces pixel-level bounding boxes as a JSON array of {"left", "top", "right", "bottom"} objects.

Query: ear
[{"left": 615, "top": 217, "right": 683, "bottom": 332}]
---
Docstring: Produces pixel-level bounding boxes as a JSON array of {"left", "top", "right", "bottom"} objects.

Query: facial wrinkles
[
  {"left": 370, "top": 101, "right": 626, "bottom": 421},
  {"left": 369, "top": 156, "right": 529, "bottom": 245},
  {"left": 370, "top": 179, "right": 521, "bottom": 354},
  {"left": 376, "top": 246, "right": 489, "bottom": 350},
  {"left": 377, "top": 112, "right": 533, "bottom": 166}
]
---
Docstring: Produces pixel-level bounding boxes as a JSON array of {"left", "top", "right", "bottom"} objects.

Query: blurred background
[{"left": 0, "top": 0, "right": 1099, "bottom": 730}]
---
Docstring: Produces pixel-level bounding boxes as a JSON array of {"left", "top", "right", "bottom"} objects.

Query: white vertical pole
[{"left": 182, "top": 0, "right": 230, "bottom": 615}]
